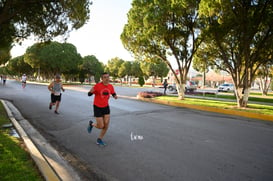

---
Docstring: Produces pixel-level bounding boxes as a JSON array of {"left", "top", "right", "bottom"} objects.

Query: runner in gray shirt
[{"left": 48, "top": 74, "right": 65, "bottom": 114}]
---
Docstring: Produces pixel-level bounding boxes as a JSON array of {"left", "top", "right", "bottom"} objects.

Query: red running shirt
[{"left": 93, "top": 82, "right": 115, "bottom": 107}]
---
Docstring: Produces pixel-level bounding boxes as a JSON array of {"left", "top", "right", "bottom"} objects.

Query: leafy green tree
[
  {"left": 6, "top": 55, "right": 33, "bottom": 76},
  {"left": 193, "top": 43, "right": 217, "bottom": 88},
  {"left": 0, "top": 66, "right": 9, "bottom": 77},
  {"left": 130, "top": 60, "right": 144, "bottom": 86},
  {"left": 0, "top": 37, "right": 12, "bottom": 65},
  {"left": 94, "top": 72, "right": 101, "bottom": 83},
  {"left": 155, "top": 62, "right": 169, "bottom": 82},
  {"left": 79, "top": 55, "right": 104, "bottom": 83},
  {"left": 138, "top": 76, "right": 145, "bottom": 87},
  {"left": 121, "top": 0, "right": 202, "bottom": 99},
  {"left": 105, "top": 57, "right": 124, "bottom": 81},
  {"left": 140, "top": 61, "right": 155, "bottom": 80},
  {"left": 140, "top": 61, "right": 169, "bottom": 86},
  {"left": 24, "top": 41, "right": 82, "bottom": 80},
  {"left": 199, "top": 0, "right": 273, "bottom": 107},
  {"left": 131, "top": 61, "right": 143, "bottom": 78},
  {"left": 0, "top": 0, "right": 92, "bottom": 65},
  {"left": 24, "top": 43, "right": 42, "bottom": 67},
  {"left": 256, "top": 60, "right": 273, "bottom": 96},
  {"left": 118, "top": 61, "right": 132, "bottom": 85},
  {"left": 57, "top": 43, "right": 82, "bottom": 80},
  {"left": 79, "top": 71, "right": 85, "bottom": 84}
]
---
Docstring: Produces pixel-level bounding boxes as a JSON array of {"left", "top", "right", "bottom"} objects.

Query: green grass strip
[
  {"left": 192, "top": 93, "right": 273, "bottom": 103},
  {"left": 0, "top": 103, "right": 43, "bottom": 181},
  {"left": 156, "top": 96, "right": 273, "bottom": 116}
]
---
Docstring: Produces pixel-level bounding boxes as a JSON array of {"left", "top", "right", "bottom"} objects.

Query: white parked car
[
  {"left": 217, "top": 83, "right": 234, "bottom": 92},
  {"left": 168, "top": 81, "right": 197, "bottom": 92}
]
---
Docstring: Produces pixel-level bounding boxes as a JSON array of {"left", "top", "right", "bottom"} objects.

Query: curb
[
  {"left": 1, "top": 100, "right": 60, "bottom": 181},
  {"left": 136, "top": 97, "right": 273, "bottom": 122},
  {"left": 1, "top": 99, "right": 81, "bottom": 181}
]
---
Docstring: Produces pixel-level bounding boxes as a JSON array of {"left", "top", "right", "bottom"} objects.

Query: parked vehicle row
[
  {"left": 165, "top": 81, "right": 235, "bottom": 93},
  {"left": 217, "top": 83, "right": 234, "bottom": 92},
  {"left": 168, "top": 81, "right": 197, "bottom": 92}
]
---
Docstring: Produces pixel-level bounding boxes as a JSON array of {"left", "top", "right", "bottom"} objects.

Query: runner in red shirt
[{"left": 87, "top": 72, "right": 118, "bottom": 146}]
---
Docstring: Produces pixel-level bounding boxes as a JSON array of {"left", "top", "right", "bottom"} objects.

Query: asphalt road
[{"left": 1, "top": 80, "right": 273, "bottom": 181}]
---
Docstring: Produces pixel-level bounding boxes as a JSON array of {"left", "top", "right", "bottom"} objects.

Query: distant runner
[
  {"left": 2, "top": 75, "right": 7, "bottom": 86},
  {"left": 87, "top": 72, "right": 118, "bottom": 146},
  {"left": 162, "top": 79, "right": 168, "bottom": 95},
  {"left": 21, "top": 74, "right": 27, "bottom": 88}
]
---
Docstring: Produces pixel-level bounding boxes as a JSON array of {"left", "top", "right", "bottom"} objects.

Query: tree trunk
[
  {"left": 235, "top": 87, "right": 250, "bottom": 108},
  {"left": 202, "top": 71, "right": 206, "bottom": 88},
  {"left": 242, "top": 87, "right": 250, "bottom": 107},
  {"left": 152, "top": 76, "right": 156, "bottom": 87},
  {"left": 129, "top": 76, "right": 132, "bottom": 87},
  {"left": 176, "top": 83, "right": 185, "bottom": 100},
  {"left": 259, "top": 77, "right": 271, "bottom": 96},
  {"left": 262, "top": 90, "right": 267, "bottom": 96}
]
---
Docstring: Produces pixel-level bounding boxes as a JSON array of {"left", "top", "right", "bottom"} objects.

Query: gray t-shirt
[{"left": 53, "top": 82, "right": 62, "bottom": 95}]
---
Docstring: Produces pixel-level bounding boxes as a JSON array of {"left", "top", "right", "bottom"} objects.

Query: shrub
[{"left": 138, "top": 76, "right": 145, "bottom": 87}]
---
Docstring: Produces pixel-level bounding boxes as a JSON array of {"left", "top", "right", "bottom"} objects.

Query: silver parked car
[
  {"left": 217, "top": 83, "right": 234, "bottom": 92},
  {"left": 168, "top": 81, "right": 197, "bottom": 92}
]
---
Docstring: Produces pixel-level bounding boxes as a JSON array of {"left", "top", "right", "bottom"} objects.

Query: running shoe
[
  {"left": 87, "top": 120, "right": 93, "bottom": 133},
  {"left": 49, "top": 103, "right": 52, "bottom": 110},
  {"left": 54, "top": 110, "right": 59, "bottom": 114},
  {"left": 96, "top": 138, "right": 106, "bottom": 146}
]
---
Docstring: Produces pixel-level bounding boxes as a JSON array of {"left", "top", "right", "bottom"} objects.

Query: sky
[{"left": 10, "top": 0, "right": 134, "bottom": 64}]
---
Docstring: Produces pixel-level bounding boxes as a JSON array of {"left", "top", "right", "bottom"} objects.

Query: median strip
[{"left": 137, "top": 97, "right": 273, "bottom": 122}]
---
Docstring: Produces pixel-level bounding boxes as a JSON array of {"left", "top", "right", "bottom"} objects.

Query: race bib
[{"left": 54, "top": 92, "right": 61, "bottom": 96}]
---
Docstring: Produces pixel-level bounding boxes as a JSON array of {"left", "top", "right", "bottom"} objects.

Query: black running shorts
[
  {"left": 93, "top": 105, "right": 110, "bottom": 117},
  {"left": 51, "top": 93, "right": 62, "bottom": 103}
]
